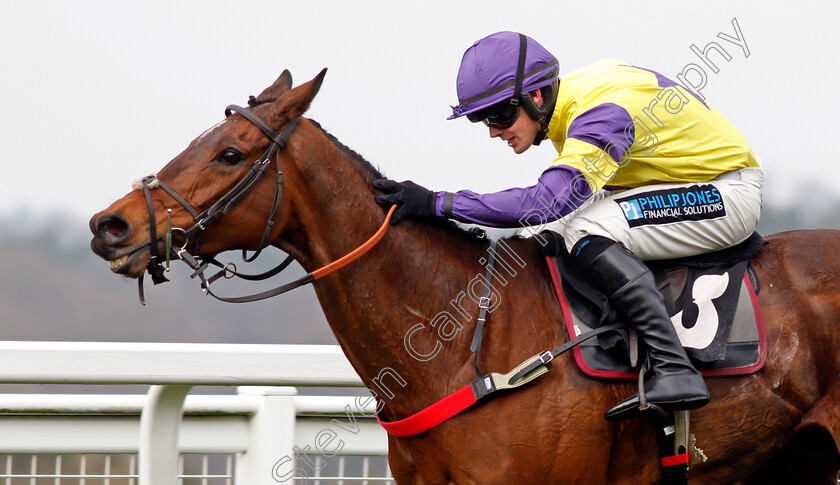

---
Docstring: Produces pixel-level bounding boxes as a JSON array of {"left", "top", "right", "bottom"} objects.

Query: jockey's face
[{"left": 487, "top": 89, "right": 544, "bottom": 155}]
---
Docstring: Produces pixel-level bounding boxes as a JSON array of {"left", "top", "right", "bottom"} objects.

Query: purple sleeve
[
  {"left": 434, "top": 165, "right": 593, "bottom": 227},
  {"left": 567, "top": 102, "right": 634, "bottom": 165}
]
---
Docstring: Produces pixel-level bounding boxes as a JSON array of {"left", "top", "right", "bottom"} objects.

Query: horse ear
[
  {"left": 253, "top": 70, "right": 294, "bottom": 103},
  {"left": 267, "top": 68, "right": 327, "bottom": 123}
]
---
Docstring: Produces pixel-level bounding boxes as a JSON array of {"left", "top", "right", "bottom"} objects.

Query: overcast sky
[{"left": 2, "top": 1, "right": 837, "bottom": 222}]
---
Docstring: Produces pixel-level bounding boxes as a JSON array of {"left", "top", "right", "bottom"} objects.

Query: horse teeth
[{"left": 109, "top": 255, "right": 127, "bottom": 270}]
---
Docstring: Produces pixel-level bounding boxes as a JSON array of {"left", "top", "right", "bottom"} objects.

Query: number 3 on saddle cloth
[{"left": 541, "top": 232, "right": 767, "bottom": 379}]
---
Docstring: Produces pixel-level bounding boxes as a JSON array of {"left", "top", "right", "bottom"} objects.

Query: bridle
[{"left": 136, "top": 102, "right": 395, "bottom": 304}]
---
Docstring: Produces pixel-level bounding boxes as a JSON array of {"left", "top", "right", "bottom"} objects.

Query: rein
[
  {"left": 177, "top": 204, "right": 396, "bottom": 304},
  {"left": 136, "top": 102, "right": 395, "bottom": 304}
]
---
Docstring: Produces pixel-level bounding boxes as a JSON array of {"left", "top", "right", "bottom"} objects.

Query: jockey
[{"left": 373, "top": 31, "right": 763, "bottom": 421}]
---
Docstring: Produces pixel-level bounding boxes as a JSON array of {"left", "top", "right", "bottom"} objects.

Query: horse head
[{"left": 89, "top": 69, "right": 328, "bottom": 279}]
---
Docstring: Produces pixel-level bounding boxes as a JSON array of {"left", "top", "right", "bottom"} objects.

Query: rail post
[
  {"left": 139, "top": 384, "right": 193, "bottom": 485},
  {"left": 236, "top": 386, "right": 299, "bottom": 485}
]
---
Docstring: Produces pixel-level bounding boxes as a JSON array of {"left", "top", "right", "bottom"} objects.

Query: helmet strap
[
  {"left": 511, "top": 34, "right": 556, "bottom": 146},
  {"left": 510, "top": 34, "right": 528, "bottom": 107},
  {"left": 520, "top": 86, "right": 558, "bottom": 146}
]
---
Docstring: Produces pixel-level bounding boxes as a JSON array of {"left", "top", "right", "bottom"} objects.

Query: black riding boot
[{"left": 573, "top": 236, "right": 710, "bottom": 421}]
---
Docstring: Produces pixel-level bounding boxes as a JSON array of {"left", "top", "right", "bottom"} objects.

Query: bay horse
[{"left": 89, "top": 70, "right": 840, "bottom": 484}]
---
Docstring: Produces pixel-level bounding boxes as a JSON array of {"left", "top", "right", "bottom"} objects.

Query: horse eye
[{"left": 216, "top": 149, "right": 244, "bottom": 165}]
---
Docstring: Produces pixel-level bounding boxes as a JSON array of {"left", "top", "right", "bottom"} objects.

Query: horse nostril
[
  {"left": 94, "top": 213, "right": 131, "bottom": 241},
  {"left": 104, "top": 220, "right": 125, "bottom": 235}
]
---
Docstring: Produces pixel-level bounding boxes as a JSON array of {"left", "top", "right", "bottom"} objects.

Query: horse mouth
[
  {"left": 109, "top": 255, "right": 129, "bottom": 270},
  {"left": 106, "top": 243, "right": 152, "bottom": 278}
]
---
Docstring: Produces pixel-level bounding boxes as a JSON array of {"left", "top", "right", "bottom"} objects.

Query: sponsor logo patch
[{"left": 615, "top": 184, "right": 726, "bottom": 227}]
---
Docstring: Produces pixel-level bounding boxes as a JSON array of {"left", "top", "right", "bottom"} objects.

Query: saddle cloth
[{"left": 542, "top": 232, "right": 767, "bottom": 379}]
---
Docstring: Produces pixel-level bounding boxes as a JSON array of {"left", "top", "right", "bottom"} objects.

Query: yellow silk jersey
[{"left": 547, "top": 60, "right": 759, "bottom": 191}]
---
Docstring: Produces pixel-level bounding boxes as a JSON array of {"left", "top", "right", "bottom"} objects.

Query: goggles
[{"left": 467, "top": 100, "right": 521, "bottom": 128}]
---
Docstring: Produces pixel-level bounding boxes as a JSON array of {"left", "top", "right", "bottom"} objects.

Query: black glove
[{"left": 372, "top": 179, "right": 438, "bottom": 224}]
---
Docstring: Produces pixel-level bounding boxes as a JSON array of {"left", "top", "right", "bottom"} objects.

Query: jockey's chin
[
  {"left": 511, "top": 135, "right": 536, "bottom": 154},
  {"left": 488, "top": 112, "right": 541, "bottom": 155}
]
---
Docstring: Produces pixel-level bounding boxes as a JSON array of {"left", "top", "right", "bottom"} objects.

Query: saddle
[
  {"left": 541, "top": 232, "right": 767, "bottom": 379},
  {"left": 538, "top": 233, "right": 768, "bottom": 483}
]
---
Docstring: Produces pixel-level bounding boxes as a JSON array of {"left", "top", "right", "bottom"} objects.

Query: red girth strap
[
  {"left": 376, "top": 323, "right": 626, "bottom": 437},
  {"left": 376, "top": 384, "right": 478, "bottom": 437},
  {"left": 661, "top": 452, "right": 689, "bottom": 467}
]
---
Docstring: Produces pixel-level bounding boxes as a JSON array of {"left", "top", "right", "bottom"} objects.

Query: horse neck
[{"left": 275, "top": 122, "right": 511, "bottom": 416}]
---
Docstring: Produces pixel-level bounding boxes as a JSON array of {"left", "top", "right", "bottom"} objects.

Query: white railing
[{"left": 0, "top": 342, "right": 391, "bottom": 485}]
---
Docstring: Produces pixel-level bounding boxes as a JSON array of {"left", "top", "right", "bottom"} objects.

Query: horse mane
[
  {"left": 233, "top": 93, "right": 489, "bottom": 242},
  {"left": 306, "top": 119, "right": 494, "bottom": 242},
  {"left": 307, "top": 119, "right": 385, "bottom": 182}
]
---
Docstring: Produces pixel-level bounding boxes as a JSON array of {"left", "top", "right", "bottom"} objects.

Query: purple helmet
[{"left": 448, "top": 31, "right": 559, "bottom": 120}]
